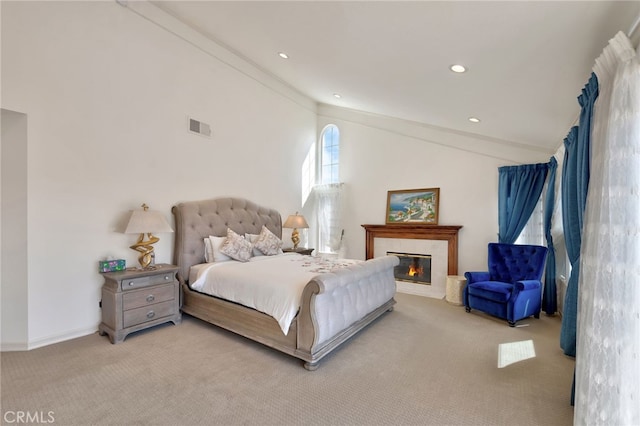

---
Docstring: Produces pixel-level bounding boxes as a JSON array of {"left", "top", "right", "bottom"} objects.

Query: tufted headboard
[{"left": 171, "top": 197, "right": 282, "bottom": 284}]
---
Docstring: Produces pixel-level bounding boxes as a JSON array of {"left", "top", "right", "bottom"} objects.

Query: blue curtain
[
  {"left": 542, "top": 156, "right": 558, "bottom": 315},
  {"left": 560, "top": 73, "right": 598, "bottom": 358},
  {"left": 498, "top": 163, "right": 549, "bottom": 244}
]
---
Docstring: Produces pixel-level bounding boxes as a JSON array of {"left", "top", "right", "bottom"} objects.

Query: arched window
[
  {"left": 320, "top": 125, "right": 339, "bottom": 184},
  {"left": 315, "top": 125, "right": 343, "bottom": 255},
  {"left": 300, "top": 124, "right": 343, "bottom": 255}
]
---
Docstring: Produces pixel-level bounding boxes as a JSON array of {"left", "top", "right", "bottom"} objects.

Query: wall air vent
[{"left": 188, "top": 117, "right": 211, "bottom": 138}]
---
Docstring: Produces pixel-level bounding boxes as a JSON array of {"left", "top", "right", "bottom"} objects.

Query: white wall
[
  {"left": 1, "top": 1, "right": 317, "bottom": 349},
  {"left": 1, "top": 1, "right": 555, "bottom": 350},
  {"left": 1, "top": 109, "right": 29, "bottom": 349},
  {"left": 317, "top": 105, "right": 553, "bottom": 275}
]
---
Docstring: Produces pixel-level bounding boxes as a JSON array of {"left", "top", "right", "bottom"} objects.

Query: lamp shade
[
  {"left": 124, "top": 204, "right": 173, "bottom": 234},
  {"left": 283, "top": 213, "right": 309, "bottom": 229}
]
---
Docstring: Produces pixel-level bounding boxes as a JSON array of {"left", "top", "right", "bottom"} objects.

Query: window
[
  {"left": 315, "top": 125, "right": 342, "bottom": 255},
  {"left": 515, "top": 194, "right": 544, "bottom": 246},
  {"left": 320, "top": 125, "right": 339, "bottom": 184}
]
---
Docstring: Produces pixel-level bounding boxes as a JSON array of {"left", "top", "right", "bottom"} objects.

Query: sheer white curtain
[
  {"left": 312, "top": 183, "right": 344, "bottom": 255},
  {"left": 575, "top": 31, "right": 640, "bottom": 425},
  {"left": 515, "top": 193, "right": 544, "bottom": 246},
  {"left": 550, "top": 148, "right": 569, "bottom": 313}
]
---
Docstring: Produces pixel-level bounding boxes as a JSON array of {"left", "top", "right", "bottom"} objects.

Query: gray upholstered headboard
[{"left": 172, "top": 197, "right": 282, "bottom": 284}]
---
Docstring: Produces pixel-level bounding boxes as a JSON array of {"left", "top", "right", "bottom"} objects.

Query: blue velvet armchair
[{"left": 464, "top": 243, "right": 548, "bottom": 327}]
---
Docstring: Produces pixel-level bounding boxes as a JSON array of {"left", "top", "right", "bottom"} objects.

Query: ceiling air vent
[{"left": 189, "top": 117, "right": 211, "bottom": 138}]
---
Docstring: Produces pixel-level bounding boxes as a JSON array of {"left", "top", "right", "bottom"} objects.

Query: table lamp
[
  {"left": 124, "top": 203, "right": 173, "bottom": 269},
  {"left": 283, "top": 212, "right": 309, "bottom": 250}
]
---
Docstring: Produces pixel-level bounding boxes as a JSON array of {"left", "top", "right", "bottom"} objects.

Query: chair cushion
[{"left": 467, "top": 281, "right": 513, "bottom": 303}]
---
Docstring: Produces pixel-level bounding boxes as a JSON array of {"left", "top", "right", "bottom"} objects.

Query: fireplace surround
[{"left": 362, "top": 224, "right": 462, "bottom": 298}]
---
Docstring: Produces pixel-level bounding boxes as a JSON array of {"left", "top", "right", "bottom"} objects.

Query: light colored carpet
[{"left": 1, "top": 293, "right": 574, "bottom": 425}]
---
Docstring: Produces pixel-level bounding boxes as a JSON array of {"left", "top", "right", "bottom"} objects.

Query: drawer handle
[
  {"left": 164, "top": 275, "right": 170, "bottom": 280},
  {"left": 146, "top": 311, "right": 155, "bottom": 319},
  {"left": 128, "top": 281, "right": 134, "bottom": 286},
  {"left": 146, "top": 295, "right": 155, "bottom": 303}
]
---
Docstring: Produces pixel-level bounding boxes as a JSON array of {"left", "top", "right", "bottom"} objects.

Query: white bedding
[{"left": 190, "top": 253, "right": 361, "bottom": 335}]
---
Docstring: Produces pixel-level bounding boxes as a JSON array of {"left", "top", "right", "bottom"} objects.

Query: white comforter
[{"left": 190, "top": 253, "right": 361, "bottom": 335}]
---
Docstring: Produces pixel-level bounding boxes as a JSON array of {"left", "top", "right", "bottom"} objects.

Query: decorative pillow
[
  {"left": 254, "top": 225, "right": 284, "bottom": 256},
  {"left": 245, "top": 233, "right": 264, "bottom": 257},
  {"left": 219, "top": 229, "right": 253, "bottom": 262},
  {"left": 206, "top": 235, "right": 232, "bottom": 262}
]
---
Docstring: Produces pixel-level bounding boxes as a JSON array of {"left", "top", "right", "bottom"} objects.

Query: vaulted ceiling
[{"left": 152, "top": 1, "right": 640, "bottom": 154}]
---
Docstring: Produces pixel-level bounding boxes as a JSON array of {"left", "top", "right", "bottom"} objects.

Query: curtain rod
[{"left": 565, "top": 13, "right": 640, "bottom": 131}]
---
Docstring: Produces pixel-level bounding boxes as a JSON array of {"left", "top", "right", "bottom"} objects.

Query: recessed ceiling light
[
  {"left": 468, "top": 117, "right": 481, "bottom": 123},
  {"left": 333, "top": 93, "right": 342, "bottom": 99},
  {"left": 450, "top": 64, "right": 467, "bottom": 73},
  {"left": 278, "top": 52, "right": 289, "bottom": 59}
]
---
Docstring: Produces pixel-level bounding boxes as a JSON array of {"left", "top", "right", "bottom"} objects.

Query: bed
[{"left": 172, "top": 197, "right": 399, "bottom": 370}]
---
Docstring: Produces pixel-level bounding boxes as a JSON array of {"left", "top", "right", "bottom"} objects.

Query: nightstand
[
  {"left": 283, "top": 247, "right": 315, "bottom": 256},
  {"left": 98, "top": 264, "right": 181, "bottom": 344}
]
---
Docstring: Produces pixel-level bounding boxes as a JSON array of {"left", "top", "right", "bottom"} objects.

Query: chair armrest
[
  {"left": 515, "top": 280, "right": 541, "bottom": 291},
  {"left": 465, "top": 271, "right": 490, "bottom": 284}
]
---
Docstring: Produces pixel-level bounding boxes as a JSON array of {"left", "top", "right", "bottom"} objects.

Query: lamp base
[
  {"left": 128, "top": 265, "right": 159, "bottom": 272},
  {"left": 291, "top": 228, "right": 300, "bottom": 250},
  {"left": 130, "top": 233, "right": 159, "bottom": 269}
]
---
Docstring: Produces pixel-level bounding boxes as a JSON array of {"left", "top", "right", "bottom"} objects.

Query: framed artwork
[{"left": 386, "top": 188, "right": 440, "bottom": 225}]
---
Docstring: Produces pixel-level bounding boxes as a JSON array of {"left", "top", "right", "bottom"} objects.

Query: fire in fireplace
[{"left": 388, "top": 251, "right": 432, "bottom": 285}]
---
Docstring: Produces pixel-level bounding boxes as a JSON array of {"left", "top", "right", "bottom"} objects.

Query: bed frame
[{"left": 172, "top": 197, "right": 399, "bottom": 370}]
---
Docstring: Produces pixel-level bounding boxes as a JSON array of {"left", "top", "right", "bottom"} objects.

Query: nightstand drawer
[
  {"left": 123, "top": 300, "right": 175, "bottom": 328},
  {"left": 122, "top": 283, "right": 174, "bottom": 311},
  {"left": 121, "top": 272, "right": 174, "bottom": 291}
]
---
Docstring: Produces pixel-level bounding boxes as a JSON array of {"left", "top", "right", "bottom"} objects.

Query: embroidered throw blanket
[{"left": 190, "top": 253, "right": 361, "bottom": 335}]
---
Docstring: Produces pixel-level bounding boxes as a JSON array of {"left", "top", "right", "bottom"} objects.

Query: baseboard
[
  {"left": 0, "top": 342, "right": 29, "bottom": 352},
  {"left": 1, "top": 326, "right": 98, "bottom": 352}
]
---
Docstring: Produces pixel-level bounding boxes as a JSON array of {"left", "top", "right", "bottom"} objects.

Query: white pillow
[
  {"left": 253, "top": 225, "right": 284, "bottom": 256},
  {"left": 205, "top": 235, "right": 232, "bottom": 262},
  {"left": 219, "top": 229, "right": 253, "bottom": 262},
  {"left": 204, "top": 237, "right": 214, "bottom": 263}
]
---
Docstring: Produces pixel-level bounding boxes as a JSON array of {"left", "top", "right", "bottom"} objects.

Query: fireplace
[
  {"left": 362, "top": 224, "right": 462, "bottom": 299},
  {"left": 388, "top": 251, "right": 432, "bottom": 284}
]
